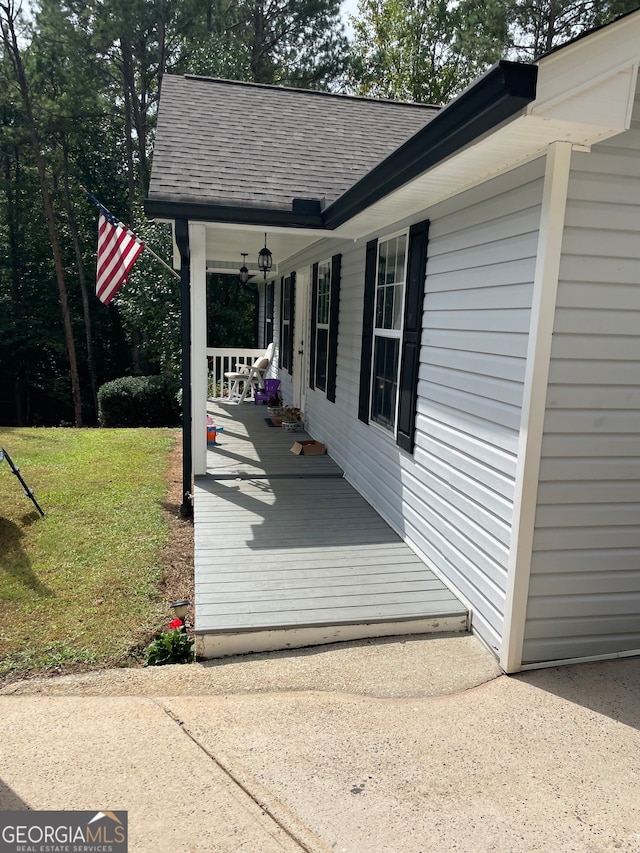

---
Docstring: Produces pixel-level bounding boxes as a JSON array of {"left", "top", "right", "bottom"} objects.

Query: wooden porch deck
[{"left": 194, "top": 401, "right": 468, "bottom": 657}]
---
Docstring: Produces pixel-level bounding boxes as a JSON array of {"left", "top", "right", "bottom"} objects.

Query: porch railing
[{"left": 206, "top": 347, "right": 265, "bottom": 399}]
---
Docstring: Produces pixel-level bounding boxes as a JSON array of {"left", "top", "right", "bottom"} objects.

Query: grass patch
[{"left": 0, "top": 427, "right": 178, "bottom": 679}]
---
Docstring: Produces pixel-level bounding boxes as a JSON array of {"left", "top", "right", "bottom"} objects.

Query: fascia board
[
  {"left": 144, "top": 199, "right": 324, "bottom": 229},
  {"left": 322, "top": 61, "right": 538, "bottom": 231},
  {"left": 333, "top": 49, "right": 640, "bottom": 241}
]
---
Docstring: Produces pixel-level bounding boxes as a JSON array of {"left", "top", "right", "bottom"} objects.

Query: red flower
[{"left": 168, "top": 618, "right": 183, "bottom": 630}]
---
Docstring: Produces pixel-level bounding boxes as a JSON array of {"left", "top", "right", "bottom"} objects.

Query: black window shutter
[
  {"left": 309, "top": 263, "right": 318, "bottom": 390},
  {"left": 289, "top": 271, "right": 296, "bottom": 375},
  {"left": 358, "top": 239, "right": 378, "bottom": 423},
  {"left": 397, "top": 220, "right": 430, "bottom": 453},
  {"left": 326, "top": 253, "right": 342, "bottom": 403}
]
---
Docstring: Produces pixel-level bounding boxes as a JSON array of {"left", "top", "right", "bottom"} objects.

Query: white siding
[
  {"left": 408, "top": 161, "right": 544, "bottom": 653},
  {"left": 524, "top": 86, "right": 640, "bottom": 663},
  {"left": 276, "top": 160, "right": 545, "bottom": 656}
]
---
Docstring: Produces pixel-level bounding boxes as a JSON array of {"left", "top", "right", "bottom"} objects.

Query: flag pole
[
  {"left": 141, "top": 243, "right": 181, "bottom": 280},
  {"left": 81, "top": 186, "right": 180, "bottom": 280}
]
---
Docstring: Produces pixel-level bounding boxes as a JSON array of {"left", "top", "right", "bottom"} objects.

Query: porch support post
[
  {"left": 175, "top": 218, "right": 193, "bottom": 518},
  {"left": 190, "top": 223, "right": 208, "bottom": 476},
  {"left": 500, "top": 141, "right": 572, "bottom": 673}
]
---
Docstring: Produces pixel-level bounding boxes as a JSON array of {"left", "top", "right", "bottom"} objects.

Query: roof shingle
[{"left": 148, "top": 76, "right": 439, "bottom": 211}]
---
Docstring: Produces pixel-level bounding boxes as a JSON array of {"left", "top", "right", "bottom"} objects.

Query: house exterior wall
[
  {"left": 413, "top": 160, "right": 544, "bottom": 654},
  {"left": 276, "top": 159, "right": 546, "bottom": 656},
  {"left": 523, "top": 86, "right": 640, "bottom": 663}
]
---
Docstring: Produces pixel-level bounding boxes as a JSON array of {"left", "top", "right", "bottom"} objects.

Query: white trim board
[
  {"left": 500, "top": 141, "right": 573, "bottom": 674},
  {"left": 195, "top": 615, "right": 469, "bottom": 659}
]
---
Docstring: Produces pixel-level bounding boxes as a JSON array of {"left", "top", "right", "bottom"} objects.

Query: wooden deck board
[
  {"left": 194, "top": 560, "right": 437, "bottom": 578},
  {"left": 195, "top": 401, "right": 467, "bottom": 639}
]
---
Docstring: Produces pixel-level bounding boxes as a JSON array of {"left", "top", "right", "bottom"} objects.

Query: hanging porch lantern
[
  {"left": 257, "top": 233, "right": 273, "bottom": 280},
  {"left": 239, "top": 253, "right": 249, "bottom": 285}
]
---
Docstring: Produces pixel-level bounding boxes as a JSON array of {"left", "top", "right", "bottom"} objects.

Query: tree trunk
[
  {"left": 251, "top": 2, "right": 266, "bottom": 82},
  {"left": 120, "top": 35, "right": 149, "bottom": 200},
  {"left": 5, "top": 150, "right": 24, "bottom": 425},
  {"left": 120, "top": 38, "right": 137, "bottom": 222},
  {"left": 62, "top": 141, "right": 99, "bottom": 422},
  {"left": 157, "top": 15, "right": 166, "bottom": 99}
]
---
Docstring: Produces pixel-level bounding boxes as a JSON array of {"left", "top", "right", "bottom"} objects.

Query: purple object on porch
[{"left": 254, "top": 378, "right": 281, "bottom": 405}]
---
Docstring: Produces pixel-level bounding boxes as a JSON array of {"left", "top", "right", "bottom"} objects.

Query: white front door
[{"left": 293, "top": 268, "right": 310, "bottom": 413}]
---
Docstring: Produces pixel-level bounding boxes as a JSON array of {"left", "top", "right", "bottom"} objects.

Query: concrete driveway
[{"left": 0, "top": 634, "right": 638, "bottom": 853}]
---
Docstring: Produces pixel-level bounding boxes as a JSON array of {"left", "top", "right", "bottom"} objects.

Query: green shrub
[
  {"left": 144, "top": 619, "right": 194, "bottom": 666},
  {"left": 98, "top": 375, "right": 181, "bottom": 427}
]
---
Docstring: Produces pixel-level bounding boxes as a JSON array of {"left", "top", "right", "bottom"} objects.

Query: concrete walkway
[{"left": 0, "top": 635, "right": 638, "bottom": 853}]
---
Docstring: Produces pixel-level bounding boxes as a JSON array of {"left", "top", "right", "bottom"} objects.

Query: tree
[
  {"left": 509, "top": 0, "right": 640, "bottom": 58},
  {"left": 246, "top": 0, "right": 349, "bottom": 87},
  {"left": 347, "top": 0, "right": 639, "bottom": 102},
  {"left": 28, "top": 0, "right": 117, "bottom": 421},
  {"left": 78, "top": 0, "right": 170, "bottom": 209},
  {"left": 184, "top": 0, "right": 350, "bottom": 89},
  {"left": 0, "top": 0, "right": 84, "bottom": 425},
  {"left": 206, "top": 275, "right": 259, "bottom": 349},
  {"left": 348, "top": 0, "right": 509, "bottom": 104}
]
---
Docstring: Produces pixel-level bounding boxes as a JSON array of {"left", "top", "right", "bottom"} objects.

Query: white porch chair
[{"left": 224, "top": 342, "right": 275, "bottom": 404}]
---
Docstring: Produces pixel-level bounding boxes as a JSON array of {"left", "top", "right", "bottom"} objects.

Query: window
[
  {"left": 310, "top": 255, "right": 341, "bottom": 401},
  {"left": 280, "top": 274, "right": 295, "bottom": 372},
  {"left": 264, "top": 281, "right": 274, "bottom": 346},
  {"left": 371, "top": 234, "right": 407, "bottom": 431},
  {"left": 358, "top": 221, "right": 429, "bottom": 453},
  {"left": 314, "top": 261, "right": 331, "bottom": 391}
]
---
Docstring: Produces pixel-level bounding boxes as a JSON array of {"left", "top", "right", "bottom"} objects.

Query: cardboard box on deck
[{"left": 290, "top": 440, "right": 327, "bottom": 456}]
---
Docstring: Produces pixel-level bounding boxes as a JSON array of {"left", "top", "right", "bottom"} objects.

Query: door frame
[{"left": 292, "top": 267, "right": 310, "bottom": 413}]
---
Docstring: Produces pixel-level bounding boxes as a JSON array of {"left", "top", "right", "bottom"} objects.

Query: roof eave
[
  {"left": 322, "top": 61, "right": 538, "bottom": 230},
  {"left": 145, "top": 61, "right": 537, "bottom": 233},
  {"left": 143, "top": 198, "right": 324, "bottom": 229}
]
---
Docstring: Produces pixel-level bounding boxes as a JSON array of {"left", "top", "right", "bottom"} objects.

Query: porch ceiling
[{"left": 203, "top": 223, "right": 337, "bottom": 276}]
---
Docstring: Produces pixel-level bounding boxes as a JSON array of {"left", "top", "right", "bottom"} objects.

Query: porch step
[{"left": 195, "top": 615, "right": 469, "bottom": 659}]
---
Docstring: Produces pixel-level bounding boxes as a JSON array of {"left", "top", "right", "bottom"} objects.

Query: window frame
[
  {"left": 358, "top": 220, "right": 430, "bottom": 453},
  {"left": 264, "top": 280, "right": 274, "bottom": 346},
  {"left": 370, "top": 230, "right": 408, "bottom": 434},
  {"left": 310, "top": 255, "right": 341, "bottom": 402},
  {"left": 314, "top": 259, "right": 331, "bottom": 393},
  {"left": 280, "top": 273, "right": 294, "bottom": 373}
]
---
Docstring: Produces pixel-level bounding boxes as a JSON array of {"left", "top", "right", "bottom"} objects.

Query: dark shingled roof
[{"left": 148, "top": 76, "right": 439, "bottom": 212}]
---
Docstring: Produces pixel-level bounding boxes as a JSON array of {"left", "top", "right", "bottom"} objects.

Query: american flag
[{"left": 93, "top": 200, "right": 144, "bottom": 305}]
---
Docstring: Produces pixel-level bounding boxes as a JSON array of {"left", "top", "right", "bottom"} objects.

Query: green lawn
[{"left": 0, "top": 427, "right": 176, "bottom": 678}]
